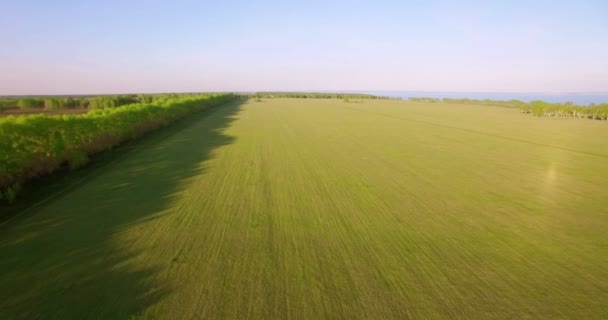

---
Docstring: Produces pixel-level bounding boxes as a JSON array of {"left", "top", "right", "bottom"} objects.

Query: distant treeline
[
  {"left": 409, "top": 97, "right": 608, "bottom": 120},
  {"left": 0, "top": 94, "right": 235, "bottom": 203},
  {"left": 409, "top": 97, "right": 527, "bottom": 108},
  {"left": 248, "top": 92, "right": 394, "bottom": 100},
  {"left": 0, "top": 93, "right": 212, "bottom": 112},
  {"left": 521, "top": 101, "right": 608, "bottom": 120}
]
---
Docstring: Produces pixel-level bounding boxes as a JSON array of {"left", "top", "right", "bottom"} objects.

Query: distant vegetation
[
  {"left": 410, "top": 97, "right": 528, "bottom": 108},
  {"left": 43, "top": 97, "right": 82, "bottom": 110},
  {"left": 410, "top": 97, "right": 608, "bottom": 120},
  {"left": 249, "top": 92, "right": 393, "bottom": 100},
  {"left": 522, "top": 101, "right": 608, "bottom": 120},
  {"left": 408, "top": 97, "right": 442, "bottom": 103},
  {"left": 0, "top": 93, "right": 217, "bottom": 115},
  {"left": 0, "top": 100, "right": 13, "bottom": 112},
  {"left": 16, "top": 98, "right": 45, "bottom": 109},
  {"left": 88, "top": 95, "right": 139, "bottom": 109},
  {"left": 0, "top": 94, "right": 235, "bottom": 203}
]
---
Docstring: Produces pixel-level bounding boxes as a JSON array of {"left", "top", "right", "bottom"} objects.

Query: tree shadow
[{"left": 0, "top": 99, "right": 245, "bottom": 319}]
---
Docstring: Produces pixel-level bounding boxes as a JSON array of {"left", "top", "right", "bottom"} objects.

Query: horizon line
[{"left": 2, "top": 90, "right": 608, "bottom": 97}]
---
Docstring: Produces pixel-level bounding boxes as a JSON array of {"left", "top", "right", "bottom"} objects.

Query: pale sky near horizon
[{"left": 1, "top": 0, "right": 607, "bottom": 95}]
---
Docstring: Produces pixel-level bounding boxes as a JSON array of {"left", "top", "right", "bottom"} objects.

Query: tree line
[
  {"left": 521, "top": 101, "right": 608, "bottom": 120},
  {"left": 249, "top": 92, "right": 394, "bottom": 100},
  {"left": 0, "top": 94, "right": 235, "bottom": 203},
  {"left": 410, "top": 97, "right": 527, "bottom": 108},
  {"left": 409, "top": 97, "right": 608, "bottom": 120},
  {"left": 0, "top": 93, "right": 211, "bottom": 112}
]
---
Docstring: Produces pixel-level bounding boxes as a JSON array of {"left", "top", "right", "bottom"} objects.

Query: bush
[
  {"left": 68, "top": 151, "right": 89, "bottom": 170},
  {"left": 76, "top": 98, "right": 90, "bottom": 108},
  {"left": 0, "top": 100, "right": 15, "bottom": 112},
  {"left": 0, "top": 184, "right": 20, "bottom": 204},
  {"left": 17, "top": 98, "right": 44, "bottom": 109},
  {"left": 89, "top": 95, "right": 139, "bottom": 109},
  {"left": 45, "top": 98, "right": 64, "bottom": 110},
  {"left": 45, "top": 98, "right": 81, "bottom": 110},
  {"left": 63, "top": 98, "right": 78, "bottom": 109},
  {"left": 409, "top": 97, "right": 441, "bottom": 103},
  {"left": 138, "top": 95, "right": 154, "bottom": 103}
]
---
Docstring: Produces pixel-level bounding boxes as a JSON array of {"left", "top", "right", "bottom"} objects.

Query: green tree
[
  {"left": 17, "top": 98, "right": 44, "bottom": 109},
  {"left": 44, "top": 98, "right": 64, "bottom": 110}
]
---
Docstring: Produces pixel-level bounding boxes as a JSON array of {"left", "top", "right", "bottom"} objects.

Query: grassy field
[{"left": 1, "top": 98, "right": 607, "bottom": 319}]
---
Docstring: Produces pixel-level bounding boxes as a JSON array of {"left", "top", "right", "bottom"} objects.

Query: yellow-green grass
[{"left": 1, "top": 98, "right": 607, "bottom": 319}]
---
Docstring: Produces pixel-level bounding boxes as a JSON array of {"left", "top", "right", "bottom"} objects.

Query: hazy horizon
[
  {"left": 3, "top": 90, "right": 608, "bottom": 96},
  {"left": 1, "top": 0, "right": 607, "bottom": 95}
]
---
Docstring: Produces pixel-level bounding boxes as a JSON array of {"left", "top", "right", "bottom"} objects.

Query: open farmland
[{"left": 1, "top": 98, "right": 607, "bottom": 319}]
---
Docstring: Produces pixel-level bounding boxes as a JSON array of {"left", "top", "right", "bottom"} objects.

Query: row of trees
[
  {"left": 7, "top": 97, "right": 85, "bottom": 110},
  {"left": 521, "top": 101, "right": 608, "bottom": 120},
  {"left": 408, "top": 97, "right": 441, "bottom": 103},
  {"left": 16, "top": 98, "right": 45, "bottom": 108},
  {"left": 44, "top": 97, "right": 86, "bottom": 110},
  {"left": 411, "top": 97, "right": 527, "bottom": 108},
  {"left": 0, "top": 94, "right": 235, "bottom": 203},
  {"left": 88, "top": 96, "right": 139, "bottom": 109},
  {"left": 0, "top": 100, "right": 13, "bottom": 112},
  {"left": 250, "top": 92, "right": 394, "bottom": 100},
  {"left": 0, "top": 94, "right": 207, "bottom": 112},
  {"left": 442, "top": 98, "right": 528, "bottom": 108},
  {"left": 409, "top": 97, "right": 608, "bottom": 120}
]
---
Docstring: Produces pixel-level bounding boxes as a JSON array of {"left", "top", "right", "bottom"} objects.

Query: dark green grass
[{"left": 0, "top": 98, "right": 607, "bottom": 319}]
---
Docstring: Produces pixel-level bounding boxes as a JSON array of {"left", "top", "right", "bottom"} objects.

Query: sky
[{"left": 0, "top": 0, "right": 607, "bottom": 95}]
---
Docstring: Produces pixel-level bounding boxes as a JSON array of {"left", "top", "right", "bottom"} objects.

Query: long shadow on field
[{"left": 0, "top": 99, "right": 245, "bottom": 319}]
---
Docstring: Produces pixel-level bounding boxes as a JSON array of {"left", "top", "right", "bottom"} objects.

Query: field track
[{"left": 1, "top": 98, "right": 607, "bottom": 319}]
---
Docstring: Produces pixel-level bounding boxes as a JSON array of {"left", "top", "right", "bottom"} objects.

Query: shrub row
[
  {"left": 410, "top": 97, "right": 527, "bottom": 108},
  {"left": 0, "top": 94, "right": 204, "bottom": 112},
  {"left": 16, "top": 98, "right": 45, "bottom": 109},
  {"left": 0, "top": 94, "right": 235, "bottom": 203},
  {"left": 521, "top": 101, "right": 608, "bottom": 120},
  {"left": 410, "top": 97, "right": 608, "bottom": 120},
  {"left": 408, "top": 97, "right": 442, "bottom": 103},
  {"left": 250, "top": 92, "right": 394, "bottom": 100},
  {"left": 0, "top": 100, "right": 14, "bottom": 112},
  {"left": 442, "top": 98, "right": 528, "bottom": 108},
  {"left": 88, "top": 95, "right": 139, "bottom": 109}
]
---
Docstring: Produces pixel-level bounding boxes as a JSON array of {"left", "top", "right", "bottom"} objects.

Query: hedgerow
[
  {"left": 410, "top": 97, "right": 608, "bottom": 120},
  {"left": 521, "top": 101, "right": 608, "bottom": 120},
  {"left": 249, "top": 92, "right": 393, "bottom": 100},
  {"left": 0, "top": 94, "right": 235, "bottom": 203}
]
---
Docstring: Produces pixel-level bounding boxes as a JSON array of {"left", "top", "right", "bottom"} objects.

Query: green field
[{"left": 1, "top": 98, "right": 607, "bottom": 319}]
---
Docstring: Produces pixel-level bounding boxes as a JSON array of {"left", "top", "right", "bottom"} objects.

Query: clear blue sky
[{"left": 1, "top": 0, "right": 607, "bottom": 94}]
